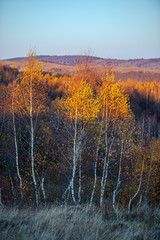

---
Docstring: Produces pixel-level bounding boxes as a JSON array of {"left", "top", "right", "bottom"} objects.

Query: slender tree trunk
[
  {"left": 70, "top": 106, "right": 78, "bottom": 204},
  {"left": 100, "top": 109, "right": 115, "bottom": 207},
  {"left": 100, "top": 110, "right": 108, "bottom": 207},
  {"left": 62, "top": 107, "right": 78, "bottom": 205},
  {"left": 90, "top": 125, "right": 102, "bottom": 206},
  {"left": 9, "top": 171, "right": 16, "bottom": 205},
  {"left": 100, "top": 135, "right": 115, "bottom": 207},
  {"left": 113, "top": 139, "right": 123, "bottom": 214},
  {"left": 128, "top": 158, "right": 145, "bottom": 213},
  {"left": 62, "top": 182, "right": 70, "bottom": 202},
  {"left": 30, "top": 71, "right": 38, "bottom": 206},
  {"left": 36, "top": 170, "right": 47, "bottom": 202},
  {"left": 12, "top": 98, "right": 23, "bottom": 200},
  {"left": 78, "top": 151, "right": 81, "bottom": 204},
  {"left": 41, "top": 176, "right": 46, "bottom": 201},
  {"left": 31, "top": 105, "right": 39, "bottom": 206},
  {"left": 138, "top": 192, "right": 143, "bottom": 209}
]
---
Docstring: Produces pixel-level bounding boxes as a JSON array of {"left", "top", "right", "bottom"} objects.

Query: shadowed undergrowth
[{"left": 0, "top": 204, "right": 160, "bottom": 240}]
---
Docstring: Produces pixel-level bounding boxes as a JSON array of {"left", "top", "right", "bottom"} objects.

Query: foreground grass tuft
[{"left": 0, "top": 204, "right": 159, "bottom": 240}]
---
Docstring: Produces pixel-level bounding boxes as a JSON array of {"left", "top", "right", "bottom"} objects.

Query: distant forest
[{"left": 0, "top": 54, "right": 159, "bottom": 211}]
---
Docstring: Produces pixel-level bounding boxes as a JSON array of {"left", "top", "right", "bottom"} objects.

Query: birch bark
[
  {"left": 128, "top": 158, "right": 145, "bottom": 212},
  {"left": 62, "top": 107, "right": 78, "bottom": 204},
  {"left": 30, "top": 70, "right": 38, "bottom": 206},
  {"left": 90, "top": 125, "right": 102, "bottom": 206},
  {"left": 12, "top": 95, "right": 23, "bottom": 200},
  {"left": 78, "top": 151, "right": 82, "bottom": 204},
  {"left": 113, "top": 139, "right": 123, "bottom": 214}
]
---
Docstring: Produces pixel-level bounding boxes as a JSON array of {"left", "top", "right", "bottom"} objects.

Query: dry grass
[
  {"left": 1, "top": 60, "right": 160, "bottom": 74},
  {"left": 0, "top": 60, "right": 76, "bottom": 74},
  {"left": 0, "top": 204, "right": 160, "bottom": 240}
]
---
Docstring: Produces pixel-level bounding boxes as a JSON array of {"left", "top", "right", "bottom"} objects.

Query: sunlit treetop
[
  {"left": 62, "top": 78, "right": 99, "bottom": 122},
  {"left": 99, "top": 72, "right": 131, "bottom": 120},
  {"left": 13, "top": 51, "right": 48, "bottom": 117}
]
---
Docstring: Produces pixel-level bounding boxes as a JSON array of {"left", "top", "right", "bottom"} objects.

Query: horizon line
[{"left": 1, "top": 54, "right": 160, "bottom": 61}]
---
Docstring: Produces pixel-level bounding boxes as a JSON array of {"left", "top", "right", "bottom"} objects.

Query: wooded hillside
[{"left": 0, "top": 53, "right": 159, "bottom": 210}]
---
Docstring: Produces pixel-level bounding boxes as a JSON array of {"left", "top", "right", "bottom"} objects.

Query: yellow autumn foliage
[
  {"left": 99, "top": 72, "right": 131, "bottom": 121},
  {"left": 13, "top": 52, "right": 48, "bottom": 117},
  {"left": 63, "top": 78, "right": 99, "bottom": 121}
]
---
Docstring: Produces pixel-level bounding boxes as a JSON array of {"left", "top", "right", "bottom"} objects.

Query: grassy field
[
  {"left": 1, "top": 59, "right": 160, "bottom": 74},
  {"left": 0, "top": 204, "right": 160, "bottom": 240}
]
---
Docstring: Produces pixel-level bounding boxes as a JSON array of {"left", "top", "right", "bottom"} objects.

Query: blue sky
[{"left": 0, "top": 0, "right": 160, "bottom": 59}]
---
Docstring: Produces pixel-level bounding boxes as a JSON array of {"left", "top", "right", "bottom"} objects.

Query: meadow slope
[{"left": 0, "top": 205, "right": 160, "bottom": 240}]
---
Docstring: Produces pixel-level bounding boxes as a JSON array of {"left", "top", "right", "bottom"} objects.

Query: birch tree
[
  {"left": 11, "top": 89, "right": 23, "bottom": 200},
  {"left": 13, "top": 51, "right": 47, "bottom": 205},
  {"left": 128, "top": 157, "right": 145, "bottom": 212},
  {"left": 98, "top": 72, "right": 131, "bottom": 207},
  {"left": 61, "top": 78, "right": 99, "bottom": 204},
  {"left": 112, "top": 138, "right": 123, "bottom": 214},
  {"left": 90, "top": 123, "right": 102, "bottom": 206}
]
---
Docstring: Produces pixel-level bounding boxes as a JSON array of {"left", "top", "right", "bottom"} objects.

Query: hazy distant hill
[
  {"left": 102, "top": 58, "right": 160, "bottom": 70},
  {"left": 6, "top": 55, "right": 103, "bottom": 65},
  {"left": 5, "top": 55, "right": 160, "bottom": 70}
]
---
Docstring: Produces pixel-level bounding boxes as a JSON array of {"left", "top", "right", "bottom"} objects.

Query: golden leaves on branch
[
  {"left": 13, "top": 51, "right": 48, "bottom": 117},
  {"left": 53, "top": 70, "right": 132, "bottom": 125},
  {"left": 99, "top": 71, "right": 131, "bottom": 121},
  {"left": 63, "top": 78, "right": 99, "bottom": 122}
]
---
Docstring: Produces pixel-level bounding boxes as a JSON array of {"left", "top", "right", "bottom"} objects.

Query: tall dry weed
[{"left": 0, "top": 204, "right": 159, "bottom": 240}]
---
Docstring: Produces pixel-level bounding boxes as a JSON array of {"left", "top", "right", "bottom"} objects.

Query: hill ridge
[{"left": 4, "top": 55, "right": 160, "bottom": 70}]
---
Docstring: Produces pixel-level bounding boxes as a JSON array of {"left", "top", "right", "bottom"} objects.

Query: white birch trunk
[
  {"left": 41, "top": 176, "right": 46, "bottom": 201},
  {"left": 138, "top": 192, "right": 143, "bottom": 209},
  {"left": 113, "top": 140, "right": 123, "bottom": 214},
  {"left": 78, "top": 151, "right": 81, "bottom": 204},
  {"left": 100, "top": 109, "right": 108, "bottom": 207},
  {"left": 100, "top": 134, "right": 115, "bottom": 207},
  {"left": 30, "top": 71, "right": 38, "bottom": 206},
  {"left": 62, "top": 182, "right": 70, "bottom": 202},
  {"left": 128, "top": 159, "right": 145, "bottom": 213},
  {"left": 62, "top": 107, "right": 78, "bottom": 205},
  {"left": 70, "top": 106, "right": 78, "bottom": 205},
  {"left": 12, "top": 98, "right": 23, "bottom": 200},
  {"left": 90, "top": 125, "right": 102, "bottom": 206},
  {"left": 100, "top": 108, "right": 115, "bottom": 207}
]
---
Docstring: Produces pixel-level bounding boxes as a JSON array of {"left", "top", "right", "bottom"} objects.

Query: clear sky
[{"left": 0, "top": 0, "right": 160, "bottom": 59}]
